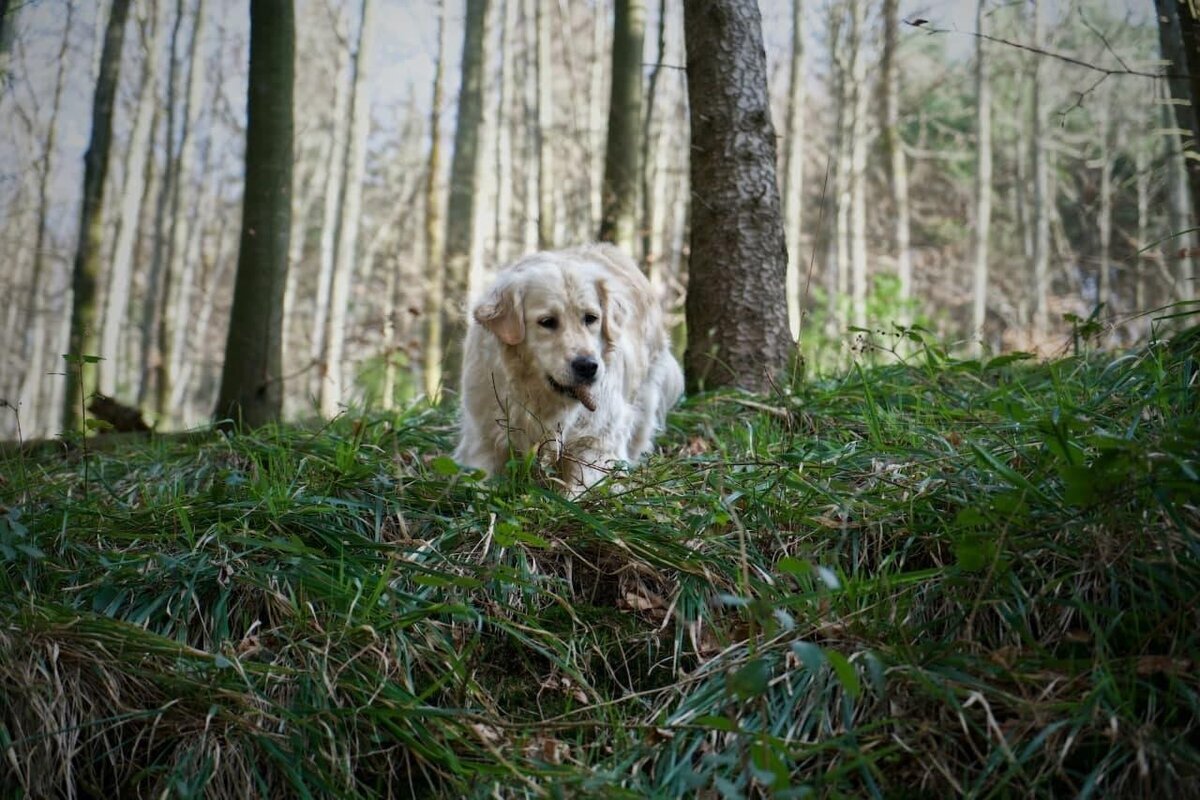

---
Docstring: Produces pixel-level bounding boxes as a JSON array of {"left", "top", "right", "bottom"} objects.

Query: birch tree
[
  {"left": 598, "top": 0, "right": 644, "bottom": 254},
  {"left": 970, "top": 0, "right": 992, "bottom": 355},
  {"left": 64, "top": 0, "right": 132, "bottom": 431},
  {"left": 847, "top": 0, "right": 868, "bottom": 331},
  {"left": 442, "top": 0, "right": 489, "bottom": 391},
  {"left": 319, "top": 0, "right": 374, "bottom": 417},
  {"left": 100, "top": 8, "right": 163, "bottom": 398},
  {"left": 881, "top": 0, "right": 911, "bottom": 332},
  {"left": 782, "top": 0, "right": 806, "bottom": 337},
  {"left": 17, "top": 1, "right": 74, "bottom": 431},
  {"left": 214, "top": 0, "right": 294, "bottom": 428},
  {"left": 310, "top": 14, "right": 350, "bottom": 387},
  {"left": 683, "top": 0, "right": 793, "bottom": 392},
  {"left": 535, "top": 0, "right": 553, "bottom": 248},
  {"left": 1030, "top": 0, "right": 1051, "bottom": 336},
  {"left": 423, "top": 0, "right": 449, "bottom": 400}
]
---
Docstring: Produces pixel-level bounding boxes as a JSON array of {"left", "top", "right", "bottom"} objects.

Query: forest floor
[{"left": 1, "top": 324, "right": 1198, "bottom": 798}]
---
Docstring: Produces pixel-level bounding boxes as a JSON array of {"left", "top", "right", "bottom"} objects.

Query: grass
[{"left": 1, "top": 321, "right": 1198, "bottom": 798}]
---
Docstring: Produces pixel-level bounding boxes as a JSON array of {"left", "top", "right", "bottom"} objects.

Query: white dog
[{"left": 454, "top": 244, "right": 684, "bottom": 492}]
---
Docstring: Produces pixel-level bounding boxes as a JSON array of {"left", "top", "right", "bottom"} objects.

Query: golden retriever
[{"left": 454, "top": 244, "right": 683, "bottom": 493}]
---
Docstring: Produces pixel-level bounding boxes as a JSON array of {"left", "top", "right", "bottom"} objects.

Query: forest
[{"left": 1, "top": 0, "right": 1198, "bottom": 797}]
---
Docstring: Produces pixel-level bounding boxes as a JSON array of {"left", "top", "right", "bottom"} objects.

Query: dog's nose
[{"left": 571, "top": 356, "right": 599, "bottom": 383}]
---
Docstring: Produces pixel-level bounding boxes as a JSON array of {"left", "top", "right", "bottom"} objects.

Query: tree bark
[
  {"left": 970, "top": 0, "right": 991, "bottom": 355},
  {"left": 310, "top": 21, "right": 350, "bottom": 386},
  {"left": 0, "top": 0, "right": 15, "bottom": 94},
  {"left": 213, "top": 0, "right": 294, "bottom": 428},
  {"left": 1096, "top": 98, "right": 1112, "bottom": 311},
  {"left": 1156, "top": 0, "right": 1200, "bottom": 223},
  {"left": 535, "top": 0, "right": 553, "bottom": 248},
  {"left": 442, "top": 0, "right": 489, "bottom": 393},
  {"left": 882, "top": 0, "right": 911, "bottom": 333},
  {"left": 782, "top": 0, "right": 806, "bottom": 338},
  {"left": 64, "top": 0, "right": 132, "bottom": 432},
  {"left": 319, "top": 0, "right": 373, "bottom": 418},
  {"left": 641, "top": 0, "right": 667, "bottom": 280},
  {"left": 158, "top": 0, "right": 207, "bottom": 420},
  {"left": 17, "top": 2, "right": 74, "bottom": 431},
  {"left": 493, "top": 0, "right": 515, "bottom": 263},
  {"left": 597, "top": 0, "right": 644, "bottom": 254},
  {"left": 1031, "top": 0, "right": 1051, "bottom": 336},
  {"left": 423, "top": 0, "right": 449, "bottom": 400},
  {"left": 847, "top": 0, "right": 868, "bottom": 331},
  {"left": 683, "top": 0, "right": 793, "bottom": 393},
  {"left": 100, "top": 8, "right": 163, "bottom": 398}
]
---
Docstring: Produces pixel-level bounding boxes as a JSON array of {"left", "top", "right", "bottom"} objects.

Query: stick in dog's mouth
[
  {"left": 572, "top": 384, "right": 598, "bottom": 412},
  {"left": 548, "top": 376, "right": 598, "bottom": 412}
]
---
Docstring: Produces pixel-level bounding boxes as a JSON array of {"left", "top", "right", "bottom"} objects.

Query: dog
[{"left": 454, "top": 244, "right": 684, "bottom": 493}]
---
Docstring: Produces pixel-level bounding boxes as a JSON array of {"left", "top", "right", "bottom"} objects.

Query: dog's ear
[
  {"left": 474, "top": 279, "right": 525, "bottom": 345},
  {"left": 596, "top": 279, "right": 633, "bottom": 346}
]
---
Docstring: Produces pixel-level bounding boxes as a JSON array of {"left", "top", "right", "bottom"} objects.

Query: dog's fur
[{"left": 455, "top": 244, "right": 683, "bottom": 492}]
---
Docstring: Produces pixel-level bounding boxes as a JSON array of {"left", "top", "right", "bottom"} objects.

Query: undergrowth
[{"left": 1, "top": 323, "right": 1198, "bottom": 798}]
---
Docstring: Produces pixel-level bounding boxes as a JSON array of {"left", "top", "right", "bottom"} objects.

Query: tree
[
  {"left": 162, "top": 0, "right": 209, "bottom": 416},
  {"left": 597, "top": 0, "right": 644, "bottom": 254},
  {"left": 319, "top": 0, "right": 374, "bottom": 417},
  {"left": 63, "top": 0, "right": 132, "bottom": 432},
  {"left": 442, "top": 0, "right": 489, "bottom": 392},
  {"left": 970, "top": 0, "right": 992, "bottom": 355},
  {"left": 213, "top": 0, "right": 294, "bottom": 428},
  {"left": 782, "top": 0, "right": 806, "bottom": 337},
  {"left": 16, "top": 1, "right": 74, "bottom": 431},
  {"left": 534, "top": 0, "right": 553, "bottom": 248},
  {"left": 1155, "top": 0, "right": 1200, "bottom": 222},
  {"left": 1030, "top": 0, "right": 1050, "bottom": 335},
  {"left": 310, "top": 14, "right": 351, "bottom": 390},
  {"left": 847, "top": 0, "right": 868, "bottom": 331},
  {"left": 683, "top": 0, "right": 793, "bottom": 393},
  {"left": 423, "top": 0, "right": 449, "bottom": 400},
  {"left": 100, "top": 7, "right": 164, "bottom": 398},
  {"left": 881, "top": 0, "right": 911, "bottom": 333}
]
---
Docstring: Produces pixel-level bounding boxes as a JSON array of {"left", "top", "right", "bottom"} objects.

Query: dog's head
[{"left": 474, "top": 255, "right": 630, "bottom": 406}]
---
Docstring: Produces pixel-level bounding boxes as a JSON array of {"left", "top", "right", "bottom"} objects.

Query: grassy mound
[{"left": 2, "top": 328, "right": 1198, "bottom": 798}]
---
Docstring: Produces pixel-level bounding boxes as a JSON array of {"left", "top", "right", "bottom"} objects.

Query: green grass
[{"left": 2, "top": 323, "right": 1198, "bottom": 798}]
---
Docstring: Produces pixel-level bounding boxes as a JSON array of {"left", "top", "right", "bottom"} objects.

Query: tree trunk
[
  {"left": 442, "top": 0, "right": 489, "bottom": 392},
  {"left": 1030, "top": 0, "right": 1051, "bottom": 336},
  {"left": 64, "top": 0, "right": 132, "bottom": 432},
  {"left": 535, "top": 0, "right": 553, "bottom": 248},
  {"left": 319, "top": 0, "right": 373, "bottom": 418},
  {"left": 1156, "top": 0, "right": 1200, "bottom": 223},
  {"left": 1164, "top": 82, "right": 1197, "bottom": 301},
  {"left": 1096, "top": 98, "right": 1112, "bottom": 311},
  {"left": 0, "top": 0, "right": 15, "bottom": 93},
  {"left": 100, "top": 9, "right": 162, "bottom": 398},
  {"left": 847, "top": 0, "right": 868, "bottom": 332},
  {"left": 641, "top": 0, "right": 667, "bottom": 280},
  {"left": 310, "top": 24, "right": 350, "bottom": 394},
  {"left": 17, "top": 2, "right": 74, "bottom": 430},
  {"left": 970, "top": 0, "right": 991, "bottom": 355},
  {"left": 597, "top": 0, "right": 644, "bottom": 254},
  {"left": 1135, "top": 145, "right": 1148, "bottom": 315},
  {"left": 213, "top": 0, "right": 293, "bottom": 428},
  {"left": 493, "top": 0, "right": 515, "bottom": 263},
  {"left": 1156, "top": 0, "right": 1200, "bottom": 295},
  {"left": 782, "top": 0, "right": 806, "bottom": 338},
  {"left": 588, "top": 2, "right": 608, "bottom": 232},
  {"left": 157, "top": 0, "right": 207, "bottom": 420},
  {"left": 423, "top": 0, "right": 449, "bottom": 400},
  {"left": 882, "top": 0, "right": 911, "bottom": 333},
  {"left": 683, "top": 0, "right": 793, "bottom": 393}
]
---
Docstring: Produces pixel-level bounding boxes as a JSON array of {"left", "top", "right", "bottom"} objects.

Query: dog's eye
[
  {"left": 538, "top": 316, "right": 558, "bottom": 330},
  {"left": 583, "top": 313, "right": 599, "bottom": 326}
]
